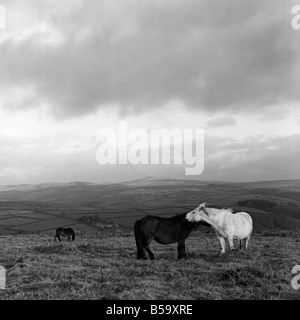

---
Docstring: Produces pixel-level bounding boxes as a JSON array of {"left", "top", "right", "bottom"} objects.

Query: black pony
[
  {"left": 134, "top": 213, "right": 203, "bottom": 260},
  {"left": 54, "top": 227, "right": 76, "bottom": 242}
]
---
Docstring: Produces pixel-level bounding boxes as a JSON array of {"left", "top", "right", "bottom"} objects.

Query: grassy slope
[{"left": 0, "top": 228, "right": 299, "bottom": 300}]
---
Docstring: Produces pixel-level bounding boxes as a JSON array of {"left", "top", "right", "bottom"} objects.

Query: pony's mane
[{"left": 204, "top": 206, "right": 233, "bottom": 214}]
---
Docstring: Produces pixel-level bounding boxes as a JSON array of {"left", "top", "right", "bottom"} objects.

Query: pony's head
[
  {"left": 186, "top": 202, "right": 207, "bottom": 223},
  {"left": 186, "top": 202, "right": 229, "bottom": 238}
]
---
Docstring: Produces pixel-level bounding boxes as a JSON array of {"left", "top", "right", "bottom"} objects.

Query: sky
[{"left": 0, "top": 0, "right": 300, "bottom": 184}]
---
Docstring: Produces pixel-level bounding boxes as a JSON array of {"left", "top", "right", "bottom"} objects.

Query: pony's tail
[
  {"left": 134, "top": 220, "right": 146, "bottom": 259},
  {"left": 72, "top": 232, "right": 75, "bottom": 241}
]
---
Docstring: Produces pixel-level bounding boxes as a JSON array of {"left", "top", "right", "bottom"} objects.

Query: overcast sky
[{"left": 0, "top": 0, "right": 299, "bottom": 184}]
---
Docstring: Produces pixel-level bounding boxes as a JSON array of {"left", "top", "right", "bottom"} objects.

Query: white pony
[{"left": 186, "top": 202, "right": 253, "bottom": 254}]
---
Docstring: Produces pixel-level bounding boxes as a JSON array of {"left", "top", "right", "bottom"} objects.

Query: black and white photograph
[{"left": 0, "top": 0, "right": 300, "bottom": 304}]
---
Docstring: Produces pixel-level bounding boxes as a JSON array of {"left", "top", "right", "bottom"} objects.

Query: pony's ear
[{"left": 198, "top": 202, "right": 206, "bottom": 210}]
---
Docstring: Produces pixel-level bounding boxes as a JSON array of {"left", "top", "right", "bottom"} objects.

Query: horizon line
[{"left": 0, "top": 176, "right": 299, "bottom": 187}]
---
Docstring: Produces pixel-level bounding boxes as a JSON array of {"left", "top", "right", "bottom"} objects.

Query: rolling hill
[{"left": 0, "top": 177, "right": 300, "bottom": 235}]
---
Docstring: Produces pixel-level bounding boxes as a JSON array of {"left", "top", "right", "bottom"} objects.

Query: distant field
[
  {"left": 0, "top": 228, "right": 299, "bottom": 300},
  {"left": 14, "top": 218, "right": 78, "bottom": 232},
  {"left": 0, "top": 179, "right": 300, "bottom": 235},
  {"left": 0, "top": 217, "right": 38, "bottom": 226}
]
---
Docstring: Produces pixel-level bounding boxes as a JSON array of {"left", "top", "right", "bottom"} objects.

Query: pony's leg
[
  {"left": 137, "top": 249, "right": 147, "bottom": 259},
  {"left": 228, "top": 235, "right": 234, "bottom": 250},
  {"left": 177, "top": 240, "right": 186, "bottom": 260},
  {"left": 137, "top": 246, "right": 147, "bottom": 260},
  {"left": 134, "top": 221, "right": 147, "bottom": 260},
  {"left": 144, "top": 238, "right": 155, "bottom": 260},
  {"left": 218, "top": 236, "right": 226, "bottom": 254},
  {"left": 245, "top": 235, "right": 251, "bottom": 250},
  {"left": 239, "top": 239, "right": 243, "bottom": 250}
]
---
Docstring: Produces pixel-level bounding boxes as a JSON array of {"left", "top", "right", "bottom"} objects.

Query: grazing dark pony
[
  {"left": 54, "top": 227, "right": 75, "bottom": 242},
  {"left": 134, "top": 212, "right": 226, "bottom": 260}
]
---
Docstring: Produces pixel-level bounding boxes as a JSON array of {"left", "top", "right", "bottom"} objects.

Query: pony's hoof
[{"left": 137, "top": 256, "right": 147, "bottom": 260}]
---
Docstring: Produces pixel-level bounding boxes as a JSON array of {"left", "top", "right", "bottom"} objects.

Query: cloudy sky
[{"left": 0, "top": 0, "right": 299, "bottom": 184}]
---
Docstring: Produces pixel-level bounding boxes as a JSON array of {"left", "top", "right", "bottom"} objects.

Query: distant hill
[{"left": 0, "top": 178, "right": 299, "bottom": 235}]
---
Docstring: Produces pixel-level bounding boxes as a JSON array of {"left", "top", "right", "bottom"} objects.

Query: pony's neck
[{"left": 204, "top": 207, "right": 225, "bottom": 221}]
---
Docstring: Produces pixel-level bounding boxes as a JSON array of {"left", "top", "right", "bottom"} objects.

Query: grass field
[
  {"left": 0, "top": 179, "right": 299, "bottom": 300},
  {"left": 0, "top": 228, "right": 299, "bottom": 300}
]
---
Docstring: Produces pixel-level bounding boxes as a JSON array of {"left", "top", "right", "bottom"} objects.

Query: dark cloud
[{"left": 0, "top": 0, "right": 299, "bottom": 118}]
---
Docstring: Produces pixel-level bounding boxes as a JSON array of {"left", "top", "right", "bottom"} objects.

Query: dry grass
[{"left": 0, "top": 229, "right": 299, "bottom": 300}]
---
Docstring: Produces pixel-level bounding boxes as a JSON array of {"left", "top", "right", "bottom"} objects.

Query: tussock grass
[{"left": 0, "top": 229, "right": 299, "bottom": 300}]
